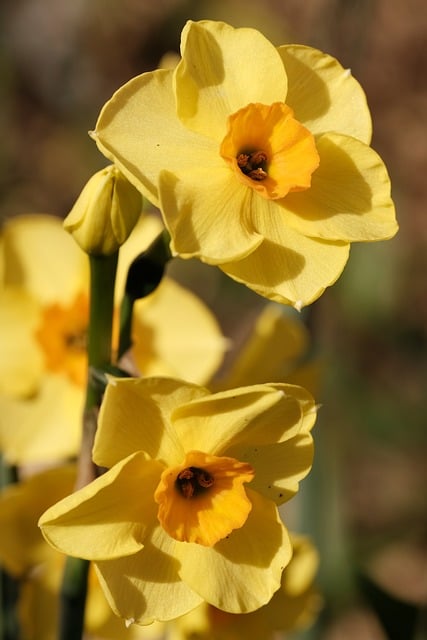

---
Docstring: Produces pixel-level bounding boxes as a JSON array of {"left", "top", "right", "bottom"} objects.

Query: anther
[
  {"left": 176, "top": 466, "right": 214, "bottom": 499},
  {"left": 236, "top": 150, "right": 268, "bottom": 181}
]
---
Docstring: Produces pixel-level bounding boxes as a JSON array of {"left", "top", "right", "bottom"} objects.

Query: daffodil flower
[
  {"left": 0, "top": 214, "right": 226, "bottom": 464},
  {"left": 166, "top": 535, "right": 322, "bottom": 640},
  {"left": 39, "top": 377, "right": 316, "bottom": 623},
  {"left": 213, "top": 302, "right": 319, "bottom": 395},
  {"left": 92, "top": 20, "right": 398, "bottom": 308},
  {"left": 0, "top": 465, "right": 163, "bottom": 639}
]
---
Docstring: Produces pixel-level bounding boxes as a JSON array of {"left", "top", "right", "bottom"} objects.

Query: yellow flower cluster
[{"left": 0, "top": 16, "right": 399, "bottom": 640}]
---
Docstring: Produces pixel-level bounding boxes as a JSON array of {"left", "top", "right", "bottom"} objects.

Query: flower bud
[{"left": 64, "top": 165, "right": 142, "bottom": 255}]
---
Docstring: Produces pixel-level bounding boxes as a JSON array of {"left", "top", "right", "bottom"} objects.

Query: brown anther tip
[
  {"left": 248, "top": 168, "right": 268, "bottom": 181},
  {"left": 237, "top": 153, "right": 250, "bottom": 168},
  {"left": 176, "top": 466, "right": 214, "bottom": 499}
]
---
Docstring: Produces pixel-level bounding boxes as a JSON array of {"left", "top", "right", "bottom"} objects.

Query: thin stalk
[
  {"left": 0, "top": 460, "right": 19, "bottom": 640},
  {"left": 58, "top": 252, "right": 118, "bottom": 640}
]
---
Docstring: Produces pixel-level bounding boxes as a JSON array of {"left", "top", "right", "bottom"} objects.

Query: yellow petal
[
  {"left": 283, "top": 535, "right": 320, "bottom": 596},
  {"left": 270, "top": 383, "right": 318, "bottom": 433},
  {"left": 132, "top": 278, "right": 227, "bottom": 384},
  {"left": 280, "top": 133, "right": 398, "bottom": 242},
  {"left": 215, "top": 304, "right": 309, "bottom": 389},
  {"left": 95, "top": 525, "right": 204, "bottom": 624},
  {"left": 279, "top": 44, "right": 372, "bottom": 144},
  {"left": 245, "top": 535, "right": 321, "bottom": 633},
  {"left": 93, "top": 377, "right": 210, "bottom": 469},
  {"left": 155, "top": 450, "right": 254, "bottom": 546},
  {"left": 115, "top": 214, "right": 164, "bottom": 301},
  {"left": 39, "top": 452, "right": 162, "bottom": 560},
  {"left": 0, "top": 465, "right": 76, "bottom": 576},
  {"left": 159, "top": 169, "right": 263, "bottom": 263},
  {"left": 175, "top": 20, "right": 287, "bottom": 140},
  {"left": 221, "top": 221, "right": 350, "bottom": 307},
  {"left": 0, "top": 374, "right": 83, "bottom": 464},
  {"left": 227, "top": 432, "right": 314, "bottom": 505},
  {"left": 1, "top": 214, "right": 88, "bottom": 306},
  {"left": 93, "top": 69, "right": 216, "bottom": 207},
  {"left": 176, "top": 488, "right": 291, "bottom": 613},
  {"left": 170, "top": 385, "right": 287, "bottom": 455},
  {"left": 0, "top": 288, "right": 43, "bottom": 397}
]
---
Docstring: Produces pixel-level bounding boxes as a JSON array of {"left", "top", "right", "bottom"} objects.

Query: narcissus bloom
[
  {"left": 0, "top": 215, "right": 225, "bottom": 463},
  {"left": 39, "top": 377, "right": 316, "bottom": 623},
  {"left": 93, "top": 19, "right": 398, "bottom": 307},
  {"left": 0, "top": 466, "right": 162, "bottom": 639},
  {"left": 213, "top": 303, "right": 319, "bottom": 396},
  {"left": 166, "top": 535, "right": 322, "bottom": 640}
]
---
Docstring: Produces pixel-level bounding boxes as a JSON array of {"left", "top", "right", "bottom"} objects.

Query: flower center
[
  {"left": 175, "top": 466, "right": 214, "bottom": 499},
  {"left": 237, "top": 150, "right": 268, "bottom": 181},
  {"left": 220, "top": 102, "right": 320, "bottom": 200},
  {"left": 35, "top": 292, "right": 89, "bottom": 387},
  {"left": 155, "top": 450, "right": 254, "bottom": 546}
]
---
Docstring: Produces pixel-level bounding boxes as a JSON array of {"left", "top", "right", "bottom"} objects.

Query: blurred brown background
[{"left": 1, "top": 0, "right": 426, "bottom": 638}]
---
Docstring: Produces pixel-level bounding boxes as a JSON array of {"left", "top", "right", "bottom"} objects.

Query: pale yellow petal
[
  {"left": 215, "top": 304, "right": 309, "bottom": 389},
  {"left": 176, "top": 489, "right": 291, "bottom": 612},
  {"left": 227, "top": 432, "right": 314, "bottom": 505},
  {"left": 270, "top": 383, "right": 318, "bottom": 433},
  {"left": 170, "top": 385, "right": 287, "bottom": 455},
  {"left": 221, "top": 218, "right": 350, "bottom": 307},
  {"left": 279, "top": 44, "right": 372, "bottom": 144},
  {"left": 0, "top": 465, "right": 76, "bottom": 576},
  {"left": 159, "top": 169, "right": 263, "bottom": 263},
  {"left": 93, "top": 69, "right": 216, "bottom": 207},
  {"left": 132, "top": 278, "right": 226, "bottom": 384},
  {"left": 0, "top": 374, "right": 83, "bottom": 464},
  {"left": 280, "top": 133, "right": 398, "bottom": 242},
  {"left": 115, "top": 214, "right": 164, "bottom": 301},
  {"left": 95, "top": 525, "right": 203, "bottom": 624},
  {"left": 175, "top": 20, "right": 287, "bottom": 140},
  {"left": 284, "top": 535, "right": 320, "bottom": 596},
  {"left": 2, "top": 215, "right": 88, "bottom": 305},
  {"left": 93, "top": 377, "right": 210, "bottom": 468},
  {"left": 0, "top": 289, "right": 43, "bottom": 397},
  {"left": 39, "top": 452, "right": 162, "bottom": 560}
]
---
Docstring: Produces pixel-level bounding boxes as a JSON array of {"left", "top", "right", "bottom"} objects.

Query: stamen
[
  {"left": 175, "top": 466, "right": 214, "bottom": 499},
  {"left": 237, "top": 150, "right": 268, "bottom": 181}
]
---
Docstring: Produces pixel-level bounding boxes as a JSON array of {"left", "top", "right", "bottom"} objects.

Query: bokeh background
[{"left": 1, "top": 0, "right": 426, "bottom": 638}]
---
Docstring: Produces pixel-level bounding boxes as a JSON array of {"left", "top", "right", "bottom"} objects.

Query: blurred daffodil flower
[
  {"left": 214, "top": 302, "right": 320, "bottom": 396},
  {"left": 0, "top": 214, "right": 226, "bottom": 464},
  {"left": 39, "top": 377, "right": 316, "bottom": 624},
  {"left": 166, "top": 534, "right": 322, "bottom": 640},
  {"left": 93, "top": 19, "right": 397, "bottom": 308},
  {"left": 0, "top": 465, "right": 163, "bottom": 639}
]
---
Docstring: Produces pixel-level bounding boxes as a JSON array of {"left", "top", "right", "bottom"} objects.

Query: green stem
[
  {"left": 118, "top": 292, "right": 134, "bottom": 361},
  {"left": 0, "top": 459, "right": 19, "bottom": 640},
  {"left": 59, "top": 252, "right": 118, "bottom": 640}
]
